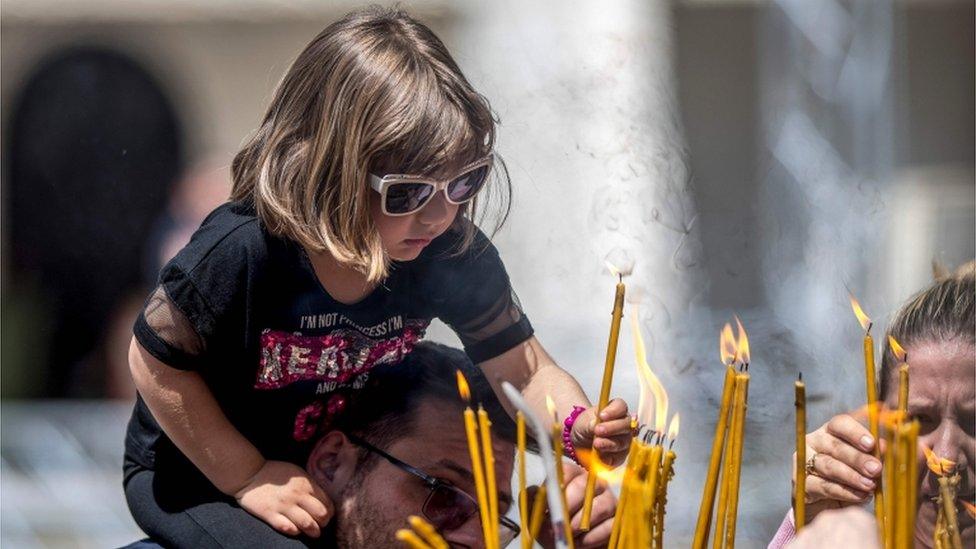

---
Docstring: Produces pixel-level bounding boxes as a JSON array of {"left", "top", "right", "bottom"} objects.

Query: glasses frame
[
  {"left": 368, "top": 154, "right": 494, "bottom": 217},
  {"left": 345, "top": 432, "right": 520, "bottom": 541}
]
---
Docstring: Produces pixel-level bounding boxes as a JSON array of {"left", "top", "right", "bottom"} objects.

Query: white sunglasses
[{"left": 368, "top": 155, "right": 493, "bottom": 216}]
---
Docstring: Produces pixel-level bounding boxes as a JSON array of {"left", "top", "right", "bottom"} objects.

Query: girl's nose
[{"left": 417, "top": 190, "right": 453, "bottom": 226}]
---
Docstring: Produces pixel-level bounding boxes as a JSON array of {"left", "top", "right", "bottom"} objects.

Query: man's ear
[{"left": 306, "top": 430, "right": 358, "bottom": 500}]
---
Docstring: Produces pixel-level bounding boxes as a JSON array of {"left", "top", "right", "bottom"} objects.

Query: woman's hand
[
  {"left": 234, "top": 460, "right": 334, "bottom": 538},
  {"left": 795, "top": 414, "right": 885, "bottom": 520},
  {"left": 571, "top": 399, "right": 633, "bottom": 467}
]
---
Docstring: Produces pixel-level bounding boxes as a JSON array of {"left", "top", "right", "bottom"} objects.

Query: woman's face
[{"left": 883, "top": 338, "right": 975, "bottom": 547}]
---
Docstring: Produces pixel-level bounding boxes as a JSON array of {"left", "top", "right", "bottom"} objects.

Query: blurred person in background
[{"left": 5, "top": 47, "right": 182, "bottom": 398}]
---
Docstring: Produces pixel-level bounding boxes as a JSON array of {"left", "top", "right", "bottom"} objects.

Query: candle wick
[
  {"left": 798, "top": 372, "right": 803, "bottom": 382},
  {"left": 867, "top": 321, "right": 873, "bottom": 334},
  {"left": 618, "top": 273, "right": 622, "bottom": 283},
  {"left": 668, "top": 438, "right": 676, "bottom": 450}
]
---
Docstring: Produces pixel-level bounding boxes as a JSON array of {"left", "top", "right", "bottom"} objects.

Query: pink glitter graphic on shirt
[{"left": 254, "top": 319, "right": 428, "bottom": 390}]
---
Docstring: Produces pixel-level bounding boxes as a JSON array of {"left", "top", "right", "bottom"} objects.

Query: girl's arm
[
  {"left": 479, "top": 336, "right": 632, "bottom": 465},
  {"left": 128, "top": 338, "right": 333, "bottom": 537}
]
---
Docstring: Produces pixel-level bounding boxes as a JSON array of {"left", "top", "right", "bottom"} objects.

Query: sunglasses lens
[
  {"left": 446, "top": 165, "right": 490, "bottom": 203},
  {"left": 385, "top": 182, "right": 434, "bottom": 214},
  {"left": 424, "top": 485, "right": 477, "bottom": 531}
]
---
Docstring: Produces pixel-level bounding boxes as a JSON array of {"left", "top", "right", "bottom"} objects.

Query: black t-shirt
[{"left": 125, "top": 201, "right": 532, "bottom": 473}]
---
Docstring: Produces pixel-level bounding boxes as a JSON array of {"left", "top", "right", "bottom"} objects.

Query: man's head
[{"left": 306, "top": 342, "right": 517, "bottom": 548}]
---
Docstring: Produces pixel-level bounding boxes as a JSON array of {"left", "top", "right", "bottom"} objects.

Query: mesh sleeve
[
  {"left": 425, "top": 234, "right": 534, "bottom": 363},
  {"left": 451, "top": 288, "right": 533, "bottom": 363},
  {"left": 133, "top": 285, "right": 209, "bottom": 370}
]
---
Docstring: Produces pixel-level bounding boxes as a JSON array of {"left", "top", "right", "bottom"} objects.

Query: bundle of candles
[
  {"left": 924, "top": 445, "right": 963, "bottom": 549},
  {"left": 599, "top": 315, "right": 680, "bottom": 549},
  {"left": 881, "top": 335, "right": 920, "bottom": 549},
  {"left": 692, "top": 318, "right": 751, "bottom": 549},
  {"left": 851, "top": 297, "right": 925, "bottom": 549}
]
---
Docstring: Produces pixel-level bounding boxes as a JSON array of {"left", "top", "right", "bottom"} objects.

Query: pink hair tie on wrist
[{"left": 562, "top": 405, "right": 587, "bottom": 465}]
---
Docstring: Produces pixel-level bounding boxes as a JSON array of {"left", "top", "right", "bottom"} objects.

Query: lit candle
[
  {"left": 795, "top": 374, "right": 806, "bottom": 532},
  {"left": 456, "top": 371, "right": 493, "bottom": 546},
  {"left": 850, "top": 295, "right": 885, "bottom": 539},
  {"left": 889, "top": 336, "right": 910, "bottom": 417},
  {"left": 655, "top": 417, "right": 678, "bottom": 549},
  {"left": 500, "top": 382, "right": 571, "bottom": 549},
  {"left": 721, "top": 372, "right": 750, "bottom": 549},
  {"left": 608, "top": 439, "right": 640, "bottom": 549},
  {"left": 694, "top": 367, "right": 735, "bottom": 547},
  {"left": 722, "top": 319, "right": 752, "bottom": 548},
  {"left": 712, "top": 377, "right": 739, "bottom": 549},
  {"left": 479, "top": 407, "right": 499, "bottom": 548},
  {"left": 517, "top": 412, "right": 530, "bottom": 549},
  {"left": 924, "top": 444, "right": 959, "bottom": 549},
  {"left": 938, "top": 476, "right": 962, "bottom": 549},
  {"left": 582, "top": 265, "right": 626, "bottom": 531},
  {"left": 644, "top": 443, "right": 664, "bottom": 549}
]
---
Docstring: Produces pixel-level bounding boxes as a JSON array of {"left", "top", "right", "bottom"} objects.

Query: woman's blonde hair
[
  {"left": 231, "top": 6, "right": 508, "bottom": 283},
  {"left": 880, "top": 260, "right": 975, "bottom": 397}
]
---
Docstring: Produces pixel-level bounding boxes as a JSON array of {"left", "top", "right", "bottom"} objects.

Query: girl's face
[
  {"left": 369, "top": 182, "right": 459, "bottom": 262},
  {"left": 883, "top": 338, "right": 975, "bottom": 547}
]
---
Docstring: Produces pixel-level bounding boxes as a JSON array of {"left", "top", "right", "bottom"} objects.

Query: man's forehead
[{"left": 393, "top": 399, "right": 515, "bottom": 464}]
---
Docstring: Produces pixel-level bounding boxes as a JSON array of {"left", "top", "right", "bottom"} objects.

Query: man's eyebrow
[{"left": 434, "top": 459, "right": 513, "bottom": 507}]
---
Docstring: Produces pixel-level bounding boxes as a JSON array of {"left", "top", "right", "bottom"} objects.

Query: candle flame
[
  {"left": 888, "top": 336, "right": 907, "bottom": 362},
  {"left": 667, "top": 413, "right": 680, "bottom": 440},
  {"left": 545, "top": 395, "right": 557, "bottom": 423},
  {"left": 848, "top": 294, "right": 872, "bottom": 332},
  {"left": 962, "top": 501, "right": 976, "bottom": 520},
  {"left": 605, "top": 261, "right": 620, "bottom": 278},
  {"left": 576, "top": 448, "right": 627, "bottom": 486},
  {"left": 631, "top": 314, "right": 668, "bottom": 432},
  {"left": 455, "top": 370, "right": 471, "bottom": 402},
  {"left": 921, "top": 443, "right": 956, "bottom": 476},
  {"left": 720, "top": 323, "right": 738, "bottom": 366},
  {"left": 877, "top": 407, "right": 906, "bottom": 429},
  {"left": 734, "top": 316, "right": 750, "bottom": 365}
]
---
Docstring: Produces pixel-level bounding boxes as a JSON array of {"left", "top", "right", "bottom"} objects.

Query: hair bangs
[{"left": 369, "top": 61, "right": 493, "bottom": 177}]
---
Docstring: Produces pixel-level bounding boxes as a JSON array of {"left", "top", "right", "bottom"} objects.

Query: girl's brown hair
[
  {"left": 880, "top": 260, "right": 975, "bottom": 397},
  {"left": 231, "top": 6, "right": 509, "bottom": 283}
]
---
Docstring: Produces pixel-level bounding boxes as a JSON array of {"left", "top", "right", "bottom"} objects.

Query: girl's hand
[
  {"left": 234, "top": 460, "right": 334, "bottom": 538},
  {"left": 794, "top": 414, "right": 884, "bottom": 521},
  {"left": 571, "top": 399, "right": 632, "bottom": 467}
]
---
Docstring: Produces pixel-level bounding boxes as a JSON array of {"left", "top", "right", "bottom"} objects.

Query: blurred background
[{"left": 1, "top": 0, "right": 972, "bottom": 546}]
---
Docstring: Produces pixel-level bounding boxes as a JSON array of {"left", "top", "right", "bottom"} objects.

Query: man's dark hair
[{"left": 330, "top": 342, "right": 518, "bottom": 464}]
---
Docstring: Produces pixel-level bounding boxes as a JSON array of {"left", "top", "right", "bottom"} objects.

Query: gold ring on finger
[{"left": 805, "top": 451, "right": 818, "bottom": 475}]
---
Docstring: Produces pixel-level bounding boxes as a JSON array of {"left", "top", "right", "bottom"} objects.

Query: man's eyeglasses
[{"left": 346, "top": 433, "right": 520, "bottom": 546}]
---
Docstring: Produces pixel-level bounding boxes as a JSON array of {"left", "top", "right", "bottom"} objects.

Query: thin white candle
[{"left": 501, "top": 382, "right": 570, "bottom": 549}]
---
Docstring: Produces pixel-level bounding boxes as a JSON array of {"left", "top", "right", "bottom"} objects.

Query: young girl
[{"left": 124, "top": 7, "right": 632, "bottom": 547}]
